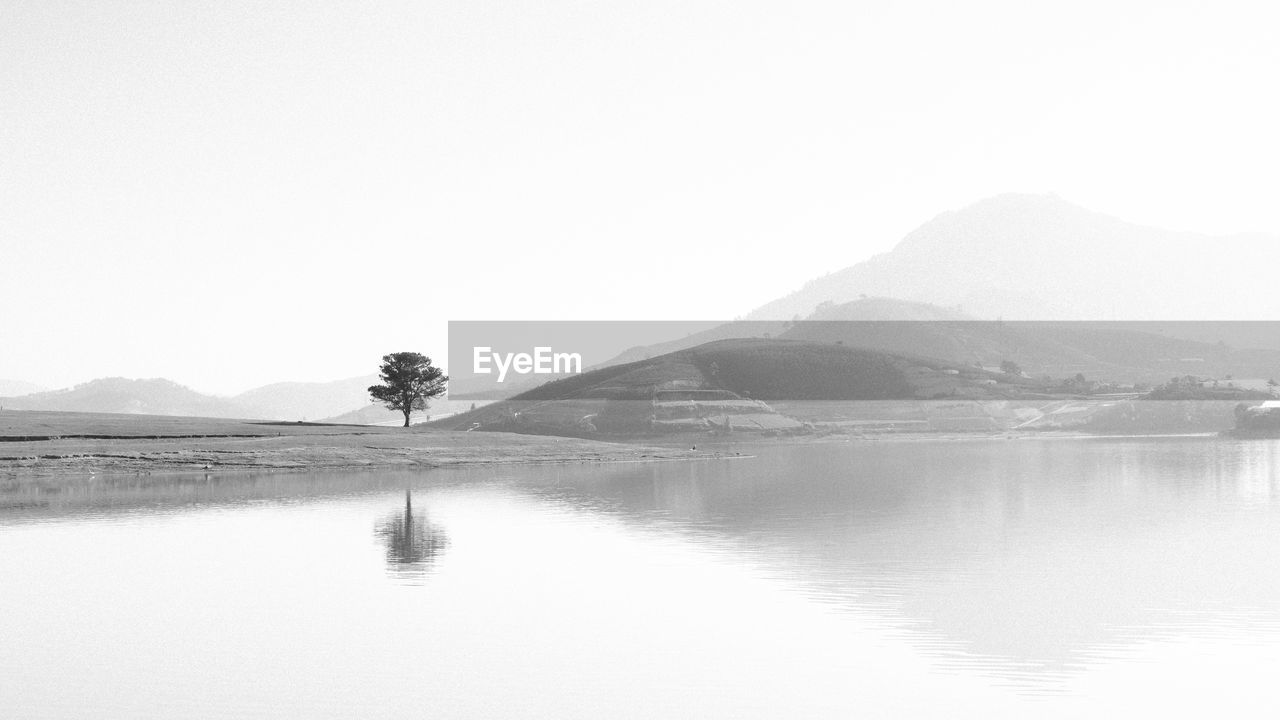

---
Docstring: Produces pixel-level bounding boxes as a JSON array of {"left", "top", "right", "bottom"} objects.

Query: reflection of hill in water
[
  {"left": 374, "top": 491, "right": 448, "bottom": 581},
  {"left": 10, "top": 438, "right": 1280, "bottom": 688},
  {"left": 518, "top": 439, "right": 1280, "bottom": 686}
]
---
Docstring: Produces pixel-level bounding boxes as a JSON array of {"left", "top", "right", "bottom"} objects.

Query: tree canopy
[{"left": 368, "top": 352, "right": 448, "bottom": 427}]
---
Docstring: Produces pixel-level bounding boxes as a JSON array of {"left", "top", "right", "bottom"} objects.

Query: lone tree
[{"left": 369, "top": 352, "right": 448, "bottom": 427}]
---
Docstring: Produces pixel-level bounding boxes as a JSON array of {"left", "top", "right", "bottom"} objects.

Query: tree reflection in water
[{"left": 374, "top": 490, "right": 448, "bottom": 582}]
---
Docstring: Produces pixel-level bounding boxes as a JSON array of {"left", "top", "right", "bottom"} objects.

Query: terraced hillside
[{"left": 432, "top": 338, "right": 1030, "bottom": 438}]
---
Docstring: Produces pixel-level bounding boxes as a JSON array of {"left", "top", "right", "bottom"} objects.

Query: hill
[
  {"left": 747, "top": 193, "right": 1280, "bottom": 321},
  {"left": 0, "top": 378, "right": 253, "bottom": 418},
  {"left": 231, "top": 374, "right": 380, "bottom": 421},
  {"left": 0, "top": 374, "right": 417, "bottom": 422},
  {"left": 574, "top": 297, "right": 1280, "bottom": 389},
  {"left": 431, "top": 338, "right": 1029, "bottom": 437}
]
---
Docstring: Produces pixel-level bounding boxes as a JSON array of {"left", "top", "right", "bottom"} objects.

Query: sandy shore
[{"left": 0, "top": 410, "right": 720, "bottom": 483}]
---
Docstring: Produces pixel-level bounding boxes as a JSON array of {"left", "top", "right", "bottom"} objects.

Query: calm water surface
[{"left": 5, "top": 437, "right": 1280, "bottom": 718}]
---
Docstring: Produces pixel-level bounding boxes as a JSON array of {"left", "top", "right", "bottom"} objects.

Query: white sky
[{"left": 2, "top": 0, "right": 1278, "bottom": 394}]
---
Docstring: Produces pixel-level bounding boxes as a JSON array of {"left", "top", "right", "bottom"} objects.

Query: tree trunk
[{"left": 402, "top": 408, "right": 411, "bottom": 427}]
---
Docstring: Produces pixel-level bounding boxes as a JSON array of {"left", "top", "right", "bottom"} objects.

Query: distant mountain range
[
  {"left": 0, "top": 375, "right": 448, "bottom": 422},
  {"left": 0, "top": 378, "right": 254, "bottom": 418},
  {"left": 748, "top": 193, "right": 1280, "bottom": 321},
  {"left": 8, "top": 193, "right": 1279, "bottom": 420},
  {"left": 232, "top": 375, "right": 380, "bottom": 421}
]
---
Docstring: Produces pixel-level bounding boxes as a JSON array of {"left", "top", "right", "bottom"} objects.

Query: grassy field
[{"left": 0, "top": 410, "right": 717, "bottom": 483}]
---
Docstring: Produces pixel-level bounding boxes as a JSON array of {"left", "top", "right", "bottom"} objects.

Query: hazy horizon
[{"left": 4, "top": 1, "right": 1279, "bottom": 393}]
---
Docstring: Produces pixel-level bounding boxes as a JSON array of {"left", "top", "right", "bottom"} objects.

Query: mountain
[
  {"left": 0, "top": 378, "right": 252, "bottom": 418},
  {"left": 0, "top": 380, "right": 44, "bottom": 397},
  {"left": 748, "top": 193, "right": 1280, "bottom": 321},
  {"left": 0, "top": 374, "right": 394, "bottom": 422},
  {"left": 231, "top": 375, "right": 380, "bottom": 422}
]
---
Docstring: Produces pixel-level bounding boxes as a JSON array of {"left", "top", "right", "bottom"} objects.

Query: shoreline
[
  {"left": 0, "top": 411, "right": 726, "bottom": 486},
  {"left": 633, "top": 429, "right": 1227, "bottom": 447},
  {"left": 0, "top": 447, "right": 734, "bottom": 484},
  {"left": 0, "top": 434, "right": 728, "bottom": 485},
  {"left": 0, "top": 409, "right": 1247, "bottom": 487}
]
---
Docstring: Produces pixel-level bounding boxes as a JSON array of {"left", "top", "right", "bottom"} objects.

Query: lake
[{"left": 5, "top": 436, "right": 1280, "bottom": 718}]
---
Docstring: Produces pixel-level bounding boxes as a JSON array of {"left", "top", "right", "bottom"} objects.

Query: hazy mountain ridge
[
  {"left": 0, "top": 375, "right": 391, "bottom": 422},
  {"left": 0, "top": 374, "right": 464, "bottom": 423},
  {"left": 231, "top": 375, "right": 380, "bottom": 421},
  {"left": 748, "top": 194, "right": 1280, "bottom": 321},
  {"left": 0, "top": 378, "right": 254, "bottom": 418}
]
